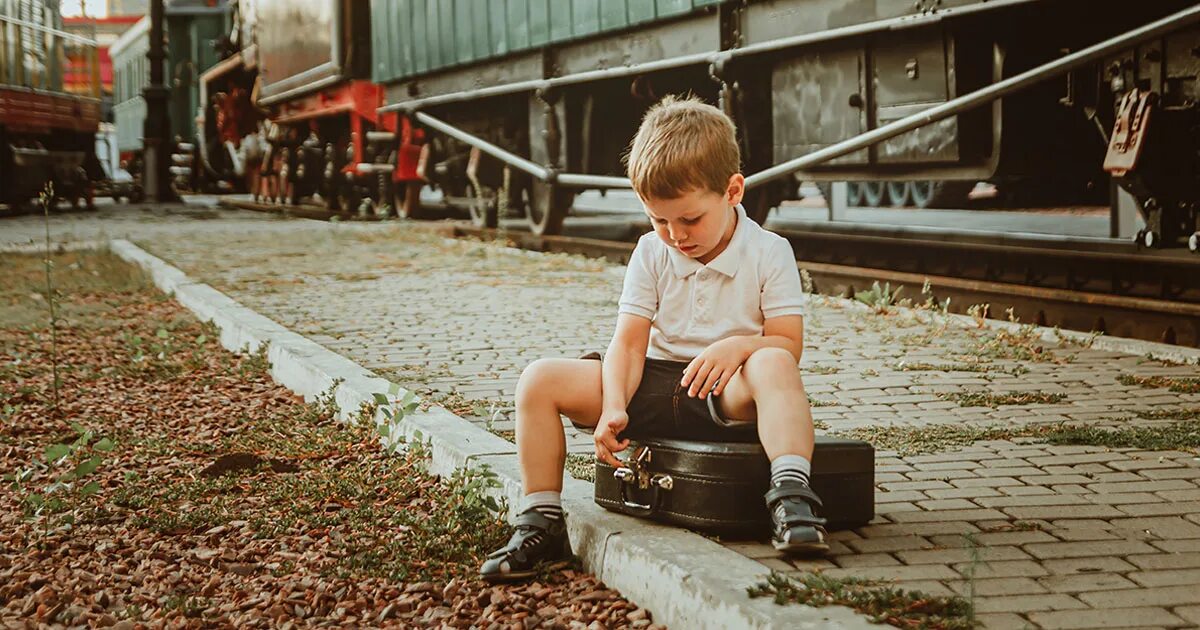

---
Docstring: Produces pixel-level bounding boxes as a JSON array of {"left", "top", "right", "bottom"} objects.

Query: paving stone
[
  {"left": 1001, "top": 504, "right": 1124, "bottom": 520},
  {"left": 924, "top": 487, "right": 1003, "bottom": 500},
  {"left": 950, "top": 477, "right": 1026, "bottom": 488},
  {"left": 880, "top": 480, "right": 955, "bottom": 492},
  {"left": 895, "top": 545, "right": 1030, "bottom": 565},
  {"left": 1126, "top": 552, "right": 1200, "bottom": 570},
  {"left": 876, "top": 501, "right": 920, "bottom": 514},
  {"left": 1027, "top": 607, "right": 1185, "bottom": 629},
  {"left": 1036, "top": 572, "right": 1139, "bottom": 593},
  {"left": 1107, "top": 516, "right": 1200, "bottom": 539},
  {"left": 1127, "top": 568, "right": 1200, "bottom": 587},
  {"left": 970, "top": 613, "right": 1032, "bottom": 630},
  {"left": 1027, "top": 453, "right": 1128, "bottom": 466},
  {"left": 817, "top": 564, "right": 960, "bottom": 582},
  {"left": 874, "top": 490, "right": 927, "bottom": 504},
  {"left": 915, "top": 498, "right": 980, "bottom": 511},
  {"left": 972, "top": 593, "right": 1087, "bottom": 613},
  {"left": 953, "top": 559, "right": 1047, "bottom": 579},
  {"left": 845, "top": 535, "right": 936, "bottom": 554},
  {"left": 832, "top": 553, "right": 902, "bottom": 568},
  {"left": 856, "top": 521, "right": 980, "bottom": 537},
  {"left": 1024, "top": 540, "right": 1158, "bottom": 559},
  {"left": 1156, "top": 488, "right": 1200, "bottom": 501},
  {"left": 929, "top": 530, "right": 1056, "bottom": 548},
  {"left": 1141, "top": 467, "right": 1200, "bottom": 480},
  {"left": 1040, "top": 556, "right": 1138, "bottom": 575},
  {"left": 1049, "top": 484, "right": 1091, "bottom": 494},
  {"left": 888, "top": 508, "right": 1008, "bottom": 523},
  {"left": 1176, "top": 606, "right": 1200, "bottom": 627},
  {"left": 1090, "top": 479, "right": 1195, "bottom": 494},
  {"left": 1154, "top": 539, "right": 1200, "bottom": 553},
  {"left": 1109, "top": 458, "right": 1186, "bottom": 471},
  {"left": 1050, "top": 528, "right": 1121, "bottom": 542},
  {"left": 998, "top": 485, "right": 1057, "bottom": 496},
  {"left": 1082, "top": 492, "right": 1161, "bottom": 505},
  {"left": 976, "top": 494, "right": 1090, "bottom": 508},
  {"left": 906, "top": 469, "right": 980, "bottom": 481},
  {"left": 1077, "top": 584, "right": 1200, "bottom": 608},
  {"left": 888, "top": 579, "right": 957, "bottom": 597}
]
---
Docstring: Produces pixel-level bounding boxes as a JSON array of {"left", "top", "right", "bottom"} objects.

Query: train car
[
  {"left": 201, "top": 0, "right": 416, "bottom": 215},
  {"left": 365, "top": 0, "right": 1200, "bottom": 247},
  {"left": 1, "top": 0, "right": 102, "bottom": 210},
  {"left": 109, "top": 0, "right": 233, "bottom": 193}
]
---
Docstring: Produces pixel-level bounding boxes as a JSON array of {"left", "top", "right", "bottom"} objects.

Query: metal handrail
[
  {"left": 379, "top": 0, "right": 1044, "bottom": 114},
  {"left": 0, "top": 14, "right": 97, "bottom": 46},
  {"left": 408, "top": 4, "right": 1200, "bottom": 193}
]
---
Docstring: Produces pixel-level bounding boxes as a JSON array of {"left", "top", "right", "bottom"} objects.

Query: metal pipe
[
  {"left": 745, "top": 3, "right": 1200, "bottom": 189},
  {"left": 379, "top": 0, "right": 1043, "bottom": 114},
  {"left": 413, "top": 111, "right": 550, "bottom": 181},
  {"left": 556, "top": 173, "right": 632, "bottom": 189}
]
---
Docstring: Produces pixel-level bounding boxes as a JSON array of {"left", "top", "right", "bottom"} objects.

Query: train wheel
[
  {"left": 885, "top": 182, "right": 911, "bottom": 208},
  {"left": 859, "top": 181, "right": 886, "bottom": 207},
  {"left": 467, "top": 183, "right": 498, "bottom": 228},
  {"left": 523, "top": 181, "right": 572, "bottom": 236},
  {"left": 396, "top": 182, "right": 424, "bottom": 220},
  {"left": 846, "top": 182, "right": 865, "bottom": 207}
]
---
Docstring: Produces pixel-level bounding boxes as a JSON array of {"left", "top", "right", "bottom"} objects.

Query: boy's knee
[
  {"left": 743, "top": 348, "right": 802, "bottom": 389},
  {"left": 516, "top": 359, "right": 564, "bottom": 406}
]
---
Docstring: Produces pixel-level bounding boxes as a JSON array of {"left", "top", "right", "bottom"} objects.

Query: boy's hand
[
  {"left": 682, "top": 337, "right": 751, "bottom": 399},
  {"left": 593, "top": 411, "right": 631, "bottom": 467}
]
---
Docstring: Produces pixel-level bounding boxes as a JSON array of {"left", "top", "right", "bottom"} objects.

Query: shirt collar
[{"left": 666, "top": 204, "right": 748, "bottom": 279}]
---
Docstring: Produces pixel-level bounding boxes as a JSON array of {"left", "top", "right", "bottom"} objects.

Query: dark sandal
[
  {"left": 764, "top": 482, "right": 830, "bottom": 555},
  {"left": 480, "top": 509, "right": 573, "bottom": 583}
]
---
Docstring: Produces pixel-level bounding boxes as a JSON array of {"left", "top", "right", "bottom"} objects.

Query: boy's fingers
[
  {"left": 689, "top": 362, "right": 714, "bottom": 397},
  {"left": 698, "top": 367, "right": 722, "bottom": 400},
  {"left": 680, "top": 359, "right": 698, "bottom": 387},
  {"left": 714, "top": 369, "right": 731, "bottom": 396}
]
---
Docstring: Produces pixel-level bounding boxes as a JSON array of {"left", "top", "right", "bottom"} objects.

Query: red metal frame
[
  {"left": 0, "top": 88, "right": 101, "bottom": 135},
  {"left": 268, "top": 80, "right": 422, "bottom": 181}
]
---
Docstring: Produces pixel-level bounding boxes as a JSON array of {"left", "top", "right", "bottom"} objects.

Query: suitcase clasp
[{"left": 612, "top": 446, "right": 673, "bottom": 516}]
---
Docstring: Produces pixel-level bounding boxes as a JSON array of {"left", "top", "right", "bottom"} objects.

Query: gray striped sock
[
  {"left": 770, "top": 454, "right": 812, "bottom": 487},
  {"left": 521, "top": 490, "right": 563, "bottom": 520}
]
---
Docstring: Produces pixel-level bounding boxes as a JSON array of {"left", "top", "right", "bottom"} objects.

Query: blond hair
[{"left": 625, "top": 95, "right": 740, "bottom": 200}]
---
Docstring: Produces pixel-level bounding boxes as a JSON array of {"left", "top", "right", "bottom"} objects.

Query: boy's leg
[
  {"left": 514, "top": 358, "right": 604, "bottom": 494},
  {"left": 714, "top": 348, "right": 828, "bottom": 554},
  {"left": 482, "top": 358, "right": 603, "bottom": 583}
]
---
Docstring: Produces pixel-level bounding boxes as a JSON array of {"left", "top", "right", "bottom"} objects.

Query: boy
[{"left": 481, "top": 96, "right": 827, "bottom": 583}]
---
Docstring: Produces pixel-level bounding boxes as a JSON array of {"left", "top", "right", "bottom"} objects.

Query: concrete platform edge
[{"left": 110, "top": 238, "right": 871, "bottom": 630}]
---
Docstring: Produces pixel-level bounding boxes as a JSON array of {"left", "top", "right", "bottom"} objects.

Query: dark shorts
[{"left": 574, "top": 352, "right": 758, "bottom": 443}]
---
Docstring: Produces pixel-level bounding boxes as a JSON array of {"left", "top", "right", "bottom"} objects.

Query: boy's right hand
[{"left": 593, "top": 411, "right": 631, "bottom": 467}]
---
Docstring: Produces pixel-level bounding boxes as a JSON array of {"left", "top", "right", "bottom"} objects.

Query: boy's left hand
[{"left": 682, "top": 337, "right": 751, "bottom": 399}]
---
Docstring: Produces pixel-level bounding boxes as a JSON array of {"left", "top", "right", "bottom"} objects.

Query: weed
[
  {"left": 565, "top": 453, "right": 595, "bottom": 482},
  {"left": 748, "top": 571, "right": 976, "bottom": 629},
  {"left": 896, "top": 361, "right": 1029, "bottom": 377},
  {"left": 1042, "top": 422, "right": 1200, "bottom": 451},
  {"left": 937, "top": 391, "right": 1067, "bottom": 408},
  {"left": 1119, "top": 374, "right": 1200, "bottom": 394},
  {"left": 855, "top": 281, "right": 904, "bottom": 313},
  {"left": 7, "top": 421, "right": 115, "bottom": 519},
  {"left": 39, "top": 182, "right": 61, "bottom": 414}
]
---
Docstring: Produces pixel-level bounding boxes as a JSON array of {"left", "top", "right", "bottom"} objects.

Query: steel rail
[
  {"left": 745, "top": 3, "right": 1200, "bottom": 188},
  {"left": 378, "top": 0, "right": 1044, "bottom": 114},
  {"left": 0, "top": 14, "right": 97, "bottom": 45}
]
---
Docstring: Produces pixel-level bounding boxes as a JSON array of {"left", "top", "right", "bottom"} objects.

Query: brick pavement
[{"left": 8, "top": 205, "right": 1200, "bottom": 629}]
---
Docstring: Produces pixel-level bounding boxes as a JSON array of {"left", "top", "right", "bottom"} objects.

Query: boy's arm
[
  {"left": 680, "top": 315, "right": 804, "bottom": 398},
  {"left": 594, "top": 313, "right": 652, "bottom": 466}
]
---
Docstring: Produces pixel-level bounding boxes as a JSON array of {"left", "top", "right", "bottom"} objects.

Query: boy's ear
[{"left": 725, "top": 173, "right": 746, "bottom": 206}]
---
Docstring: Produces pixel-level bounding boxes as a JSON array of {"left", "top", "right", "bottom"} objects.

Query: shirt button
[{"left": 697, "top": 270, "right": 708, "bottom": 280}]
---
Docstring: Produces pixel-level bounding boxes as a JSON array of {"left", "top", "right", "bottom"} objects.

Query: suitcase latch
[{"left": 612, "top": 446, "right": 673, "bottom": 515}]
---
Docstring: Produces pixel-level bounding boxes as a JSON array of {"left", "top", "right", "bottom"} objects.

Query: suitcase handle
[{"left": 613, "top": 467, "right": 673, "bottom": 517}]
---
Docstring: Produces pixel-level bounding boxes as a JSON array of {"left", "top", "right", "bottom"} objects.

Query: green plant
[
  {"left": 855, "top": 281, "right": 904, "bottom": 313},
  {"left": 748, "top": 572, "right": 976, "bottom": 629},
  {"left": 8, "top": 421, "right": 115, "bottom": 518},
  {"left": 374, "top": 382, "right": 421, "bottom": 455},
  {"left": 39, "top": 182, "right": 62, "bottom": 414},
  {"left": 960, "top": 532, "right": 982, "bottom": 623}
]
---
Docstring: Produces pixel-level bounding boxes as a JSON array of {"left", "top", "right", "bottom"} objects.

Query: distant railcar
[
  {"left": 109, "top": 0, "right": 233, "bottom": 194},
  {"left": 1, "top": 0, "right": 102, "bottom": 209}
]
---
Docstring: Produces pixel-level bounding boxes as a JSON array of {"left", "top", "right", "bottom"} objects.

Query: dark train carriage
[
  {"left": 369, "top": 0, "right": 1200, "bottom": 246},
  {"left": 1, "top": 0, "right": 102, "bottom": 209}
]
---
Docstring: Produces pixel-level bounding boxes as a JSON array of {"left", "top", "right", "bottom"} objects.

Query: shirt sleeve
[
  {"left": 618, "top": 236, "right": 658, "bottom": 321},
  {"left": 760, "top": 237, "right": 808, "bottom": 319}
]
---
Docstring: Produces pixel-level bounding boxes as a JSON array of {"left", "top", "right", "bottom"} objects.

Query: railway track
[{"left": 219, "top": 196, "right": 1200, "bottom": 348}]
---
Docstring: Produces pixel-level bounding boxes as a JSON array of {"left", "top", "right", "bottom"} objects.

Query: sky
[{"left": 61, "top": 1, "right": 108, "bottom": 18}]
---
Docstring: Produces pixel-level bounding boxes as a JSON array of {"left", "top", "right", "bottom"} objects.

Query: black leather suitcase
[{"left": 594, "top": 436, "right": 874, "bottom": 534}]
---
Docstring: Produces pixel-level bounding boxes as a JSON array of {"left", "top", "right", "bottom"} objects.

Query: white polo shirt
[{"left": 618, "top": 204, "right": 808, "bottom": 362}]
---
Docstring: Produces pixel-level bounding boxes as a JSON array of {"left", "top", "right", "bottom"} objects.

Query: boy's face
[{"left": 642, "top": 174, "right": 745, "bottom": 264}]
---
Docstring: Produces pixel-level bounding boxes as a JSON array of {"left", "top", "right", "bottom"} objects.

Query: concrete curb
[{"left": 110, "top": 239, "right": 872, "bottom": 630}]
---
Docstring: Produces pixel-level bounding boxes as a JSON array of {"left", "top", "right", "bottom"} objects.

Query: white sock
[
  {"left": 520, "top": 491, "right": 563, "bottom": 520},
  {"left": 770, "top": 454, "right": 812, "bottom": 487}
]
